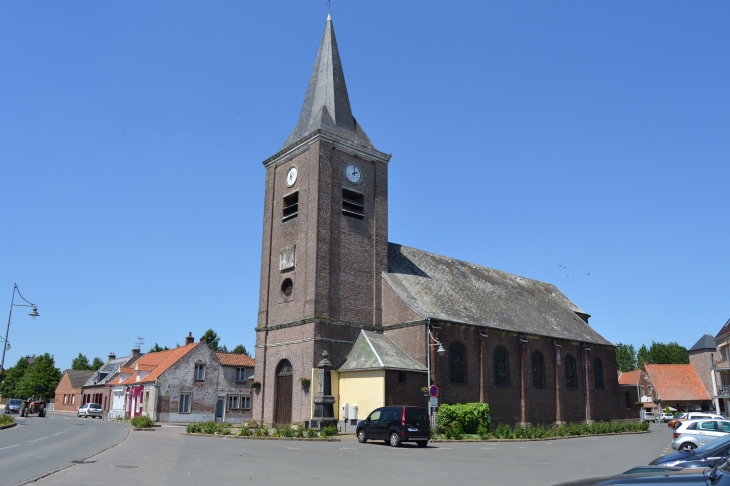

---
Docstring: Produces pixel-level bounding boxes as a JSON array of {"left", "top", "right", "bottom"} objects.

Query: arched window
[
  {"left": 565, "top": 355, "right": 578, "bottom": 389},
  {"left": 449, "top": 342, "right": 466, "bottom": 384},
  {"left": 494, "top": 347, "right": 509, "bottom": 387},
  {"left": 532, "top": 351, "right": 545, "bottom": 388},
  {"left": 593, "top": 358, "right": 604, "bottom": 389}
]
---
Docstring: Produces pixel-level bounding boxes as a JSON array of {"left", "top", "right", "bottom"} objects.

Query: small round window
[{"left": 281, "top": 278, "right": 293, "bottom": 297}]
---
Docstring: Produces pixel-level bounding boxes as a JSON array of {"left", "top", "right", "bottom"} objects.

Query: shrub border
[
  {"left": 181, "top": 433, "right": 340, "bottom": 441},
  {"left": 431, "top": 430, "right": 650, "bottom": 442}
]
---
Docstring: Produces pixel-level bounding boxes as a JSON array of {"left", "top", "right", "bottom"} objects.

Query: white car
[
  {"left": 672, "top": 419, "right": 730, "bottom": 451},
  {"left": 77, "top": 403, "right": 103, "bottom": 419},
  {"left": 659, "top": 413, "right": 674, "bottom": 423}
]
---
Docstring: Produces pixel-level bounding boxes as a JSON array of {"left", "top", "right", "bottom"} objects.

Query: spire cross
[{"left": 325, "top": 0, "right": 330, "bottom": 13}]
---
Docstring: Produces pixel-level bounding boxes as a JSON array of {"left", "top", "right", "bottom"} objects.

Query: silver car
[
  {"left": 77, "top": 403, "right": 103, "bottom": 419},
  {"left": 672, "top": 419, "right": 730, "bottom": 451}
]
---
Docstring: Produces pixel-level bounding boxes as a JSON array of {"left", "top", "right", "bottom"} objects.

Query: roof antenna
[{"left": 135, "top": 337, "right": 144, "bottom": 350}]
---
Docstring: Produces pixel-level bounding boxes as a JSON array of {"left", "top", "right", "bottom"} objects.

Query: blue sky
[{"left": 1, "top": 1, "right": 728, "bottom": 371}]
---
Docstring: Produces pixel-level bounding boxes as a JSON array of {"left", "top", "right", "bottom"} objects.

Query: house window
[
  {"left": 565, "top": 355, "right": 578, "bottom": 389},
  {"left": 228, "top": 395, "right": 239, "bottom": 409},
  {"left": 625, "top": 392, "right": 631, "bottom": 409},
  {"left": 236, "top": 368, "right": 247, "bottom": 382},
  {"left": 532, "top": 351, "right": 545, "bottom": 388},
  {"left": 449, "top": 342, "right": 466, "bottom": 384},
  {"left": 494, "top": 347, "right": 509, "bottom": 387},
  {"left": 194, "top": 364, "right": 205, "bottom": 381},
  {"left": 179, "top": 393, "right": 191, "bottom": 413},
  {"left": 342, "top": 188, "right": 364, "bottom": 219},
  {"left": 242, "top": 396, "right": 251, "bottom": 410},
  {"left": 283, "top": 191, "right": 299, "bottom": 222},
  {"left": 71, "top": 395, "right": 75, "bottom": 405},
  {"left": 593, "top": 358, "right": 604, "bottom": 388},
  {"left": 63, "top": 395, "right": 67, "bottom": 405}
]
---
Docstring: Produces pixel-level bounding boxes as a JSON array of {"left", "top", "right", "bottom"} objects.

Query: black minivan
[{"left": 356, "top": 406, "right": 430, "bottom": 447}]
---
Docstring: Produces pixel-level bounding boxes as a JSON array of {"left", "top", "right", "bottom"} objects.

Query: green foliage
[
  {"left": 185, "top": 421, "right": 231, "bottom": 435},
  {"left": 231, "top": 345, "right": 250, "bottom": 357},
  {"left": 437, "top": 421, "right": 649, "bottom": 440},
  {"left": 16, "top": 354, "right": 61, "bottom": 400},
  {"left": 91, "top": 357, "right": 104, "bottom": 370},
  {"left": 253, "top": 424, "right": 270, "bottom": 437},
  {"left": 274, "top": 424, "right": 301, "bottom": 438},
  {"left": 0, "top": 356, "right": 30, "bottom": 398},
  {"left": 321, "top": 425, "right": 337, "bottom": 437},
  {"left": 637, "top": 345, "right": 650, "bottom": 367},
  {"left": 636, "top": 342, "right": 689, "bottom": 367},
  {"left": 437, "top": 403, "right": 490, "bottom": 436},
  {"left": 239, "top": 424, "right": 252, "bottom": 436},
  {"left": 201, "top": 329, "right": 221, "bottom": 351},
  {"left": 615, "top": 343, "right": 637, "bottom": 372},
  {"left": 71, "top": 353, "right": 91, "bottom": 370},
  {"left": 130, "top": 415, "right": 155, "bottom": 428},
  {"left": 148, "top": 343, "right": 170, "bottom": 353},
  {"left": 306, "top": 428, "right": 318, "bottom": 438},
  {"left": 0, "top": 414, "right": 14, "bottom": 426}
]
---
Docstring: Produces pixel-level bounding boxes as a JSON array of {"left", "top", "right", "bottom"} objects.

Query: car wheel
[
  {"left": 389, "top": 432, "right": 401, "bottom": 447},
  {"left": 416, "top": 441, "right": 428, "bottom": 448},
  {"left": 680, "top": 443, "right": 696, "bottom": 452},
  {"left": 357, "top": 430, "right": 367, "bottom": 443}
]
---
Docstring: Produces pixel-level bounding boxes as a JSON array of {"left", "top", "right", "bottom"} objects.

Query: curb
[
  {"left": 130, "top": 427, "right": 155, "bottom": 432},
  {"left": 430, "top": 430, "right": 651, "bottom": 443},
  {"left": 0, "top": 422, "right": 17, "bottom": 430},
  {"left": 181, "top": 433, "right": 340, "bottom": 441}
]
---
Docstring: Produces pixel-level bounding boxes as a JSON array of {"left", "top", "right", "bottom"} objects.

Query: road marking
[
  {"left": 0, "top": 445, "right": 19, "bottom": 451},
  {"left": 52, "top": 429, "right": 73, "bottom": 436},
  {"left": 286, "top": 447, "right": 301, "bottom": 450},
  {"left": 340, "top": 447, "right": 357, "bottom": 449},
  {"left": 481, "top": 447, "right": 495, "bottom": 450},
  {"left": 29, "top": 437, "right": 48, "bottom": 442},
  {"left": 519, "top": 446, "right": 527, "bottom": 449}
]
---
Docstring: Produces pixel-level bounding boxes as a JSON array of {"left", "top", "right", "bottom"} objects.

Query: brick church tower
[{"left": 253, "top": 14, "right": 391, "bottom": 425}]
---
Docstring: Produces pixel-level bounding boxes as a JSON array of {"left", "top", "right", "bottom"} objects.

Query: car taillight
[
  {"left": 401, "top": 407, "right": 406, "bottom": 427},
  {"left": 674, "top": 432, "right": 680, "bottom": 439}
]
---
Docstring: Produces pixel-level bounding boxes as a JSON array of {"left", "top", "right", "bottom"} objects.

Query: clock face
[
  {"left": 285, "top": 166, "right": 298, "bottom": 187},
  {"left": 345, "top": 164, "right": 361, "bottom": 184}
]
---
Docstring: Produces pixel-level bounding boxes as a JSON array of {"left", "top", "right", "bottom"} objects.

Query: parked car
[
  {"left": 642, "top": 411, "right": 656, "bottom": 422},
  {"left": 553, "top": 464, "right": 725, "bottom": 485},
  {"left": 356, "top": 406, "right": 430, "bottom": 447},
  {"left": 659, "top": 413, "right": 674, "bottom": 423},
  {"left": 672, "top": 419, "right": 730, "bottom": 451},
  {"left": 77, "top": 403, "right": 103, "bottom": 419},
  {"left": 669, "top": 413, "right": 723, "bottom": 429},
  {"left": 650, "top": 432, "right": 730, "bottom": 468},
  {"left": 4, "top": 399, "right": 23, "bottom": 414}
]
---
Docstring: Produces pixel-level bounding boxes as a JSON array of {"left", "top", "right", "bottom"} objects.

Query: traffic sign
[
  {"left": 429, "top": 385, "right": 438, "bottom": 397},
  {"left": 429, "top": 397, "right": 438, "bottom": 408}
]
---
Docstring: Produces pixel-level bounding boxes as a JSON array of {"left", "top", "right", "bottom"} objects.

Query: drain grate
[{"left": 112, "top": 465, "right": 140, "bottom": 469}]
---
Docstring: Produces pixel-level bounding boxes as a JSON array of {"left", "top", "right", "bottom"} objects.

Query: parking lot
[{"left": 34, "top": 421, "right": 676, "bottom": 486}]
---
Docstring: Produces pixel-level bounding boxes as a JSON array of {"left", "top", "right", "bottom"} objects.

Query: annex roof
[
  {"left": 82, "top": 354, "right": 137, "bottom": 387},
  {"left": 65, "top": 369, "right": 95, "bottom": 388},
  {"left": 282, "top": 14, "right": 374, "bottom": 150},
  {"left": 618, "top": 370, "right": 641, "bottom": 385},
  {"left": 689, "top": 333, "right": 718, "bottom": 352},
  {"left": 118, "top": 343, "right": 199, "bottom": 385},
  {"left": 383, "top": 243, "right": 612, "bottom": 346},
  {"left": 216, "top": 353, "right": 255, "bottom": 367},
  {"left": 645, "top": 364, "right": 711, "bottom": 402},
  {"left": 339, "top": 330, "right": 427, "bottom": 373}
]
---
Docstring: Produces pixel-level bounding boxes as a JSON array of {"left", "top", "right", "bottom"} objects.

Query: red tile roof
[
  {"left": 118, "top": 343, "right": 199, "bottom": 385},
  {"left": 216, "top": 353, "right": 255, "bottom": 367},
  {"left": 618, "top": 370, "right": 641, "bottom": 385},
  {"left": 645, "top": 364, "right": 711, "bottom": 401}
]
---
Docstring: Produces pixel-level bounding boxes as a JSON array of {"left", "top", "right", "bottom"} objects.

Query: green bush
[
  {"left": 253, "top": 424, "right": 270, "bottom": 437},
  {"left": 239, "top": 424, "right": 252, "bottom": 436},
  {"left": 306, "top": 428, "right": 318, "bottom": 438},
  {"left": 321, "top": 425, "right": 337, "bottom": 437},
  {"left": 0, "top": 414, "right": 14, "bottom": 426},
  {"left": 185, "top": 421, "right": 231, "bottom": 435},
  {"left": 274, "top": 424, "right": 300, "bottom": 438},
  {"left": 465, "top": 420, "right": 649, "bottom": 440},
  {"left": 130, "top": 415, "right": 155, "bottom": 428},
  {"left": 437, "top": 403, "right": 490, "bottom": 436}
]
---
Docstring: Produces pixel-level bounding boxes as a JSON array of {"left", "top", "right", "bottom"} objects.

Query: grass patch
[{"left": 0, "top": 414, "right": 15, "bottom": 426}]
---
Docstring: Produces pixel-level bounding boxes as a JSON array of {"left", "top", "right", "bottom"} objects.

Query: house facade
[
  {"left": 54, "top": 370, "right": 94, "bottom": 412},
  {"left": 81, "top": 350, "right": 143, "bottom": 416},
  {"left": 712, "top": 319, "right": 730, "bottom": 414}
]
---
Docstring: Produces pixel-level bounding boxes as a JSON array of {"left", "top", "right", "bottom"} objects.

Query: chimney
[
  {"left": 108, "top": 352, "right": 116, "bottom": 360},
  {"left": 132, "top": 348, "right": 141, "bottom": 359},
  {"left": 185, "top": 332, "right": 194, "bottom": 345}
]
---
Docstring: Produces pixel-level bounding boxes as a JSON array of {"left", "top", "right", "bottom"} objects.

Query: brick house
[
  {"left": 80, "top": 350, "right": 143, "bottom": 416},
  {"left": 113, "top": 333, "right": 251, "bottom": 423},
  {"left": 216, "top": 352, "right": 255, "bottom": 423},
  {"left": 54, "top": 370, "right": 94, "bottom": 412},
  {"left": 253, "top": 14, "right": 634, "bottom": 426},
  {"left": 621, "top": 363, "right": 712, "bottom": 415}
]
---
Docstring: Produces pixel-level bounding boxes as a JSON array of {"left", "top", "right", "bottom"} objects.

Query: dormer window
[{"left": 194, "top": 363, "right": 205, "bottom": 381}]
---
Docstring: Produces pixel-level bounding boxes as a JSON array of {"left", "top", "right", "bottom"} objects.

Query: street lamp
[
  {"left": 426, "top": 319, "right": 445, "bottom": 424},
  {"left": 2, "top": 284, "right": 40, "bottom": 372}
]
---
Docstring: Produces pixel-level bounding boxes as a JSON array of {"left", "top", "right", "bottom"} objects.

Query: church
[{"left": 252, "top": 15, "right": 634, "bottom": 428}]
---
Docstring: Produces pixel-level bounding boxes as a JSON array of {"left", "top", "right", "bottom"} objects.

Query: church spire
[{"left": 282, "top": 15, "right": 374, "bottom": 150}]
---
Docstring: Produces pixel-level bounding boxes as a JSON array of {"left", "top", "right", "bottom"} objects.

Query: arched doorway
[{"left": 275, "top": 360, "right": 293, "bottom": 424}]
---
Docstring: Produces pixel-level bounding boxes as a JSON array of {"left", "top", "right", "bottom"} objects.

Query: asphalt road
[
  {"left": 36, "top": 422, "right": 677, "bottom": 486},
  {"left": 0, "top": 412, "right": 128, "bottom": 485}
]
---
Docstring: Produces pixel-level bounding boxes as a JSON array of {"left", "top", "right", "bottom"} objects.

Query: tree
[
  {"left": 615, "top": 343, "right": 637, "bottom": 372},
  {"left": 149, "top": 343, "right": 170, "bottom": 353},
  {"left": 231, "top": 344, "right": 250, "bottom": 357},
  {"left": 637, "top": 345, "right": 650, "bottom": 367},
  {"left": 201, "top": 328, "right": 221, "bottom": 351},
  {"left": 635, "top": 342, "right": 690, "bottom": 367},
  {"left": 0, "top": 356, "right": 31, "bottom": 398},
  {"left": 91, "top": 357, "right": 105, "bottom": 370},
  {"left": 16, "top": 353, "right": 61, "bottom": 400},
  {"left": 71, "top": 353, "right": 91, "bottom": 370}
]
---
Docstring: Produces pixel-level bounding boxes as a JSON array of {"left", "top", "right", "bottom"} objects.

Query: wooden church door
[{"left": 275, "top": 360, "right": 293, "bottom": 424}]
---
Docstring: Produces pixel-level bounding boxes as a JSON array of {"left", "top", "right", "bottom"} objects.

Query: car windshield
[
  {"left": 8, "top": 399, "right": 22, "bottom": 405},
  {"left": 693, "top": 434, "right": 730, "bottom": 455}
]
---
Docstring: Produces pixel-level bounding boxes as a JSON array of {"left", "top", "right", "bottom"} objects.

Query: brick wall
[
  {"left": 689, "top": 350, "right": 718, "bottom": 399},
  {"left": 53, "top": 373, "right": 82, "bottom": 412}
]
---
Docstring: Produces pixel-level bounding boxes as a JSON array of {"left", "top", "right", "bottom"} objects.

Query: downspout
[{"left": 581, "top": 344, "right": 588, "bottom": 424}]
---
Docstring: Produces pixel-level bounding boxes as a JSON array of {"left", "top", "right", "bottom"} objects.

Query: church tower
[{"left": 254, "top": 15, "right": 391, "bottom": 425}]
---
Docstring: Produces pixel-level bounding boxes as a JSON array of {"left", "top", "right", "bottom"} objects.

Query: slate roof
[
  {"left": 383, "top": 243, "right": 612, "bottom": 346},
  {"left": 715, "top": 318, "right": 730, "bottom": 343},
  {"left": 65, "top": 369, "right": 95, "bottom": 388},
  {"left": 118, "top": 343, "right": 199, "bottom": 385},
  {"left": 645, "top": 364, "right": 711, "bottom": 402},
  {"left": 282, "top": 14, "right": 374, "bottom": 150},
  {"left": 339, "top": 330, "right": 427, "bottom": 373},
  {"left": 83, "top": 355, "right": 136, "bottom": 387},
  {"left": 216, "top": 353, "right": 255, "bottom": 367},
  {"left": 618, "top": 370, "right": 642, "bottom": 385},
  {"left": 689, "top": 333, "right": 718, "bottom": 352}
]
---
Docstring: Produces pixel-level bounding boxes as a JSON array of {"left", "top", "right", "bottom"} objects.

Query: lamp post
[
  {"left": 426, "top": 318, "right": 445, "bottom": 425},
  {"left": 2, "top": 284, "right": 40, "bottom": 372}
]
